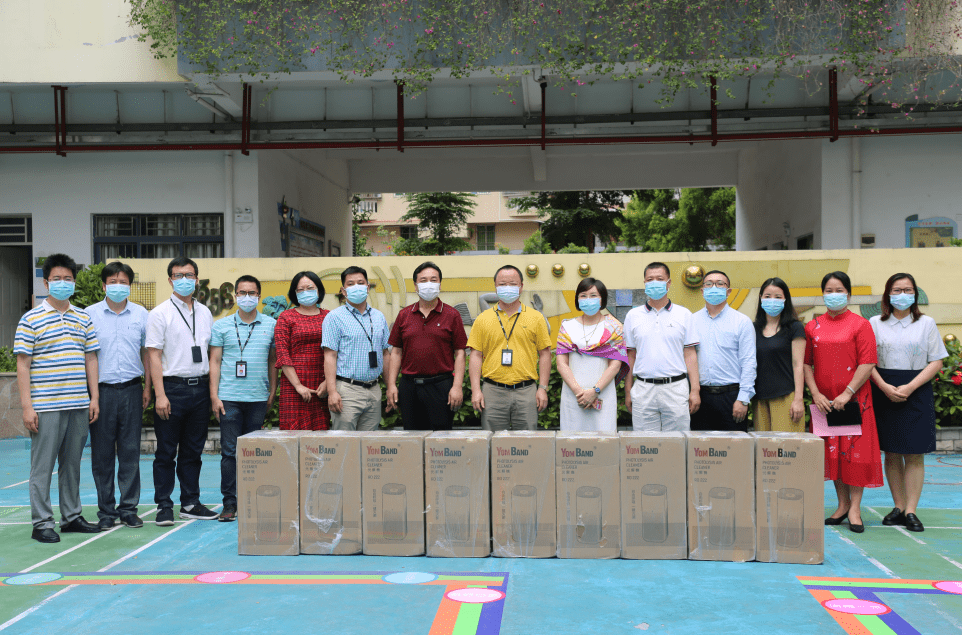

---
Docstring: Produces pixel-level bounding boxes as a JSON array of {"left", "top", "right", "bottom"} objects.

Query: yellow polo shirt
[{"left": 466, "top": 304, "right": 551, "bottom": 384}]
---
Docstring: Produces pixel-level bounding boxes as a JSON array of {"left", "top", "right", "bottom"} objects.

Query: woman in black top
[{"left": 753, "top": 277, "right": 806, "bottom": 431}]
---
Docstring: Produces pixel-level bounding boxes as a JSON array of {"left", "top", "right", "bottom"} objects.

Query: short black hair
[
  {"left": 42, "top": 253, "right": 79, "bottom": 279},
  {"left": 167, "top": 256, "right": 198, "bottom": 278},
  {"left": 413, "top": 261, "right": 442, "bottom": 282},
  {"left": 821, "top": 270, "right": 852, "bottom": 294},
  {"left": 703, "top": 270, "right": 730, "bottom": 286},
  {"left": 493, "top": 264, "right": 523, "bottom": 284},
  {"left": 288, "top": 271, "right": 325, "bottom": 307},
  {"left": 235, "top": 275, "right": 261, "bottom": 295},
  {"left": 644, "top": 262, "right": 670, "bottom": 278},
  {"left": 101, "top": 261, "right": 134, "bottom": 284},
  {"left": 341, "top": 265, "right": 368, "bottom": 286},
  {"left": 575, "top": 277, "right": 608, "bottom": 311}
]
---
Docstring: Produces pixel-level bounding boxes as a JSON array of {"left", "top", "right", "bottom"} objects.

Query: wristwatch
[
  {"left": 739, "top": 400, "right": 750, "bottom": 407},
  {"left": 538, "top": 384, "right": 549, "bottom": 391},
  {"left": 594, "top": 386, "right": 602, "bottom": 394}
]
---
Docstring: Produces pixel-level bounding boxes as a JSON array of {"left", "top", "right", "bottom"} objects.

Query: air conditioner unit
[{"left": 861, "top": 234, "right": 875, "bottom": 248}]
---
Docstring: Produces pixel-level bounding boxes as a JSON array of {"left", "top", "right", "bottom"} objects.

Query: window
[
  {"left": 476, "top": 225, "right": 495, "bottom": 251},
  {"left": 0, "top": 217, "right": 32, "bottom": 244},
  {"left": 796, "top": 234, "right": 814, "bottom": 250},
  {"left": 93, "top": 214, "right": 224, "bottom": 263},
  {"left": 399, "top": 226, "right": 418, "bottom": 241}
]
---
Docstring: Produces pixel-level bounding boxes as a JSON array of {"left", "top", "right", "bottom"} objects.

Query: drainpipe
[
  {"left": 851, "top": 138, "right": 861, "bottom": 249},
  {"left": 224, "top": 151, "right": 235, "bottom": 257}
]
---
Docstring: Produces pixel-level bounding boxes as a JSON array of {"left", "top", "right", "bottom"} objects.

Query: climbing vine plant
[{"left": 129, "top": 0, "right": 962, "bottom": 112}]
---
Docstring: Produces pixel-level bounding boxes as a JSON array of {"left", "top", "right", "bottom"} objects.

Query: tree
[
  {"left": 400, "top": 192, "right": 476, "bottom": 256},
  {"left": 510, "top": 191, "right": 628, "bottom": 252},
  {"left": 617, "top": 187, "right": 736, "bottom": 252},
  {"left": 351, "top": 200, "right": 374, "bottom": 257},
  {"left": 522, "top": 229, "right": 551, "bottom": 254}
]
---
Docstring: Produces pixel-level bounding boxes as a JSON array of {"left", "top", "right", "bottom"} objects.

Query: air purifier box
[
  {"left": 751, "top": 432, "right": 824, "bottom": 565},
  {"left": 237, "top": 430, "right": 301, "bottom": 556},
  {"left": 361, "top": 430, "right": 430, "bottom": 556},
  {"left": 299, "top": 431, "right": 368, "bottom": 555},
  {"left": 556, "top": 432, "right": 621, "bottom": 559},
  {"left": 686, "top": 431, "right": 756, "bottom": 562},
  {"left": 424, "top": 431, "right": 493, "bottom": 558},
  {"left": 619, "top": 432, "right": 688, "bottom": 560},
  {"left": 491, "top": 431, "right": 556, "bottom": 558}
]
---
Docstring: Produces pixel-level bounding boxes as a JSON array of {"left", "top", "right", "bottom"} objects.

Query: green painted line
[
  {"left": 437, "top": 576, "right": 504, "bottom": 582},
  {"left": 62, "top": 574, "right": 196, "bottom": 581},
  {"left": 853, "top": 614, "right": 896, "bottom": 635},
  {"left": 451, "top": 601, "right": 483, "bottom": 635},
  {"left": 831, "top": 591, "right": 857, "bottom": 599},
  {"left": 801, "top": 580, "right": 932, "bottom": 590}
]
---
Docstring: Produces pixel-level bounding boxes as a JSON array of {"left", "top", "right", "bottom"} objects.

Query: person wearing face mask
[
  {"left": 752, "top": 277, "right": 806, "bottom": 432},
  {"left": 555, "top": 278, "right": 629, "bottom": 432},
  {"left": 689, "top": 270, "right": 757, "bottom": 432},
  {"left": 85, "top": 261, "right": 151, "bottom": 531},
  {"left": 385, "top": 262, "right": 467, "bottom": 430},
  {"left": 15, "top": 253, "right": 101, "bottom": 543},
  {"left": 804, "top": 270, "right": 882, "bottom": 534},
  {"left": 466, "top": 264, "right": 552, "bottom": 431},
  {"left": 146, "top": 257, "right": 217, "bottom": 526},
  {"left": 274, "top": 271, "right": 331, "bottom": 432},
  {"left": 623, "top": 262, "right": 700, "bottom": 432},
  {"left": 323, "top": 266, "right": 390, "bottom": 431},
  {"left": 209, "top": 275, "right": 277, "bottom": 522},
  {"left": 868, "top": 273, "right": 947, "bottom": 533}
]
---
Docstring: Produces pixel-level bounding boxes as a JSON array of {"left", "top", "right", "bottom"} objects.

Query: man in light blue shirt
[
  {"left": 690, "top": 269, "right": 757, "bottom": 432},
  {"left": 322, "top": 265, "right": 390, "bottom": 431},
  {"left": 86, "top": 261, "right": 150, "bottom": 531},
  {"left": 209, "top": 275, "right": 277, "bottom": 522}
]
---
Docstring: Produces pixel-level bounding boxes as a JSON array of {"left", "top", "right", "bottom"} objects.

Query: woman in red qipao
[
  {"left": 274, "top": 271, "right": 331, "bottom": 431},
  {"left": 804, "top": 270, "right": 883, "bottom": 534}
]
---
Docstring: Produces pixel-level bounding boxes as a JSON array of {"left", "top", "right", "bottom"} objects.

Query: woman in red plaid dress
[{"left": 275, "top": 272, "right": 331, "bottom": 430}]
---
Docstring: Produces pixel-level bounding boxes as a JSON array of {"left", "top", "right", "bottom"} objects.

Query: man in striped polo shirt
[
  {"left": 15, "top": 253, "right": 101, "bottom": 543},
  {"left": 209, "top": 275, "right": 277, "bottom": 522}
]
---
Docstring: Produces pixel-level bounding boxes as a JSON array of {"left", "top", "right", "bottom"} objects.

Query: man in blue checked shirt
[
  {"left": 322, "top": 265, "right": 390, "bottom": 431},
  {"left": 209, "top": 275, "right": 277, "bottom": 522},
  {"left": 689, "top": 269, "right": 757, "bottom": 432}
]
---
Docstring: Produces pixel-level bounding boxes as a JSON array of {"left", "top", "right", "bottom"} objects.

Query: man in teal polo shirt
[{"left": 209, "top": 275, "right": 277, "bottom": 522}]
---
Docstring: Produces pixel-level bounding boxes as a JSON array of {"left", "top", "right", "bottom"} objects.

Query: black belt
[
  {"left": 163, "top": 375, "right": 209, "bottom": 386},
  {"left": 635, "top": 373, "right": 687, "bottom": 385},
  {"left": 700, "top": 383, "right": 740, "bottom": 394},
  {"left": 99, "top": 377, "right": 142, "bottom": 389},
  {"left": 336, "top": 375, "right": 379, "bottom": 389},
  {"left": 402, "top": 373, "right": 451, "bottom": 385},
  {"left": 483, "top": 378, "right": 536, "bottom": 390}
]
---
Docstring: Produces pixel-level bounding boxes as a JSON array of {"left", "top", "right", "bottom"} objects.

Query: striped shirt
[
  {"left": 321, "top": 303, "right": 389, "bottom": 383},
  {"left": 14, "top": 300, "right": 100, "bottom": 412},
  {"left": 211, "top": 312, "right": 277, "bottom": 402}
]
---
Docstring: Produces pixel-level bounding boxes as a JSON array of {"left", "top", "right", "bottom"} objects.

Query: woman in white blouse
[{"left": 869, "top": 273, "right": 948, "bottom": 533}]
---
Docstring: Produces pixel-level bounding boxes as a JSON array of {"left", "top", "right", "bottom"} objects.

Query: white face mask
[
  {"left": 496, "top": 285, "right": 520, "bottom": 303},
  {"left": 416, "top": 282, "right": 441, "bottom": 302}
]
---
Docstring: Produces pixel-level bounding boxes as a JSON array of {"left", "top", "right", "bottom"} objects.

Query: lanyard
[
  {"left": 172, "top": 302, "right": 196, "bottom": 345},
  {"left": 234, "top": 316, "right": 257, "bottom": 359},
  {"left": 495, "top": 307, "right": 521, "bottom": 346},
  {"left": 349, "top": 308, "right": 375, "bottom": 352}
]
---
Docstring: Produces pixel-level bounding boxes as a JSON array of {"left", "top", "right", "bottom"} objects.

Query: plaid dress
[{"left": 275, "top": 308, "right": 331, "bottom": 431}]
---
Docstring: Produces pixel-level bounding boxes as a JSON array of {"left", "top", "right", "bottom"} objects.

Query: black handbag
[{"left": 826, "top": 401, "right": 862, "bottom": 427}]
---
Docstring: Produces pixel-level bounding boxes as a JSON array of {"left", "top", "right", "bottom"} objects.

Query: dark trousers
[
  {"left": 153, "top": 380, "right": 211, "bottom": 510},
  {"left": 220, "top": 400, "right": 268, "bottom": 506},
  {"left": 398, "top": 375, "right": 455, "bottom": 431},
  {"left": 90, "top": 382, "right": 143, "bottom": 521},
  {"left": 690, "top": 389, "right": 743, "bottom": 432}
]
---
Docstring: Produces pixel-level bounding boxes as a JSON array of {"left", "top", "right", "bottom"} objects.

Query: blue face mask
[
  {"left": 703, "top": 287, "right": 728, "bottom": 306},
  {"left": 824, "top": 292, "right": 848, "bottom": 311},
  {"left": 172, "top": 277, "right": 196, "bottom": 296},
  {"left": 644, "top": 280, "right": 668, "bottom": 301},
  {"left": 579, "top": 297, "right": 602, "bottom": 316},
  {"left": 105, "top": 284, "right": 130, "bottom": 303},
  {"left": 760, "top": 298, "right": 785, "bottom": 317},
  {"left": 236, "top": 295, "right": 259, "bottom": 313},
  {"left": 48, "top": 280, "right": 75, "bottom": 301},
  {"left": 346, "top": 284, "right": 369, "bottom": 304},
  {"left": 496, "top": 285, "right": 520, "bottom": 304},
  {"left": 296, "top": 290, "right": 318, "bottom": 307},
  {"left": 890, "top": 294, "right": 915, "bottom": 311}
]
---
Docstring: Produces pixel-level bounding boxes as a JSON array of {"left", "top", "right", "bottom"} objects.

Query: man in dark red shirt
[{"left": 386, "top": 261, "right": 467, "bottom": 430}]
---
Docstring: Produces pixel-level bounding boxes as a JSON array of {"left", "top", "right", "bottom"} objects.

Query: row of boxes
[{"left": 237, "top": 429, "right": 823, "bottom": 564}]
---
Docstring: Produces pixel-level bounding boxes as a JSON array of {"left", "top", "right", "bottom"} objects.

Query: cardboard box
[
  {"left": 237, "top": 430, "right": 301, "bottom": 556},
  {"left": 752, "top": 432, "right": 825, "bottom": 565},
  {"left": 425, "top": 431, "right": 493, "bottom": 558},
  {"left": 686, "top": 431, "right": 756, "bottom": 562},
  {"left": 361, "top": 430, "right": 430, "bottom": 556},
  {"left": 299, "top": 431, "right": 369, "bottom": 555},
  {"left": 491, "top": 431, "right": 556, "bottom": 558},
  {"left": 619, "top": 432, "right": 688, "bottom": 560},
  {"left": 556, "top": 432, "right": 621, "bottom": 559}
]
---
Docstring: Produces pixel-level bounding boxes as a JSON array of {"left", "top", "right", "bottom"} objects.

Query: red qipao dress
[
  {"left": 274, "top": 308, "right": 331, "bottom": 431},
  {"left": 804, "top": 310, "right": 883, "bottom": 488}
]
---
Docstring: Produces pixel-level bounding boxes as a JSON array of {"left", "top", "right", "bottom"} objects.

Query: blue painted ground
[{"left": 0, "top": 438, "right": 960, "bottom": 634}]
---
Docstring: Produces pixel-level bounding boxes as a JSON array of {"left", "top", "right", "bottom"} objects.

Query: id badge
[
  {"left": 501, "top": 349, "right": 513, "bottom": 366},
  {"left": 368, "top": 351, "right": 379, "bottom": 369},
  {"left": 236, "top": 360, "right": 247, "bottom": 378},
  {"left": 191, "top": 345, "right": 203, "bottom": 363}
]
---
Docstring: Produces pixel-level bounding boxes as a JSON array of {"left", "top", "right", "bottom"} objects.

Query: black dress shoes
[
  {"left": 31, "top": 527, "right": 60, "bottom": 543},
  {"left": 882, "top": 508, "right": 906, "bottom": 526},
  {"left": 60, "top": 516, "right": 100, "bottom": 534},
  {"left": 825, "top": 512, "right": 849, "bottom": 525},
  {"left": 849, "top": 522, "right": 865, "bottom": 534},
  {"left": 904, "top": 513, "right": 924, "bottom": 532}
]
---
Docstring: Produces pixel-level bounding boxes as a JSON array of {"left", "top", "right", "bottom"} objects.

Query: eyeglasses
[
  {"left": 236, "top": 291, "right": 260, "bottom": 298},
  {"left": 171, "top": 273, "right": 198, "bottom": 280},
  {"left": 890, "top": 288, "right": 915, "bottom": 295},
  {"left": 702, "top": 281, "right": 729, "bottom": 289}
]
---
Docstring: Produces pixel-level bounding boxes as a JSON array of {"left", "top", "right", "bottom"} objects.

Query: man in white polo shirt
[{"left": 623, "top": 262, "right": 700, "bottom": 431}]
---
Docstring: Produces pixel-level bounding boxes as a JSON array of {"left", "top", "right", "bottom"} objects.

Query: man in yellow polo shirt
[{"left": 467, "top": 264, "right": 552, "bottom": 431}]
